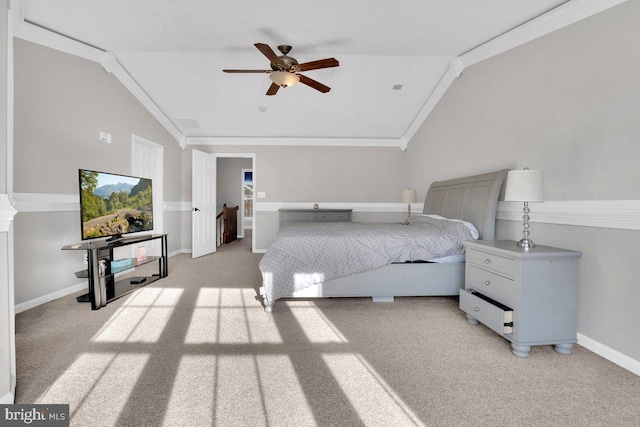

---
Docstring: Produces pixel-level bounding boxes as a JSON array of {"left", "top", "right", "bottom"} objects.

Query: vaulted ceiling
[{"left": 15, "top": 0, "right": 625, "bottom": 148}]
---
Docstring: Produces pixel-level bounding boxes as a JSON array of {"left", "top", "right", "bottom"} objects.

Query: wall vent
[{"left": 177, "top": 118, "right": 201, "bottom": 129}]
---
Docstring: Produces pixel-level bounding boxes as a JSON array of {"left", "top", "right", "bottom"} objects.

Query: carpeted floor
[{"left": 15, "top": 232, "right": 640, "bottom": 426}]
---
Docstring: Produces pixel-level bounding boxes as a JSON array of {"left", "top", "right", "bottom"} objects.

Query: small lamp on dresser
[
  {"left": 402, "top": 189, "right": 417, "bottom": 224},
  {"left": 504, "top": 168, "right": 544, "bottom": 248}
]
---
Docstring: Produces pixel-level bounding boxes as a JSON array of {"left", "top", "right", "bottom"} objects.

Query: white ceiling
[{"left": 19, "top": 0, "right": 572, "bottom": 144}]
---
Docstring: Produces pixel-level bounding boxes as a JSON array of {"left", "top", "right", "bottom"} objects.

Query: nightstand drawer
[
  {"left": 316, "top": 212, "right": 350, "bottom": 221},
  {"left": 468, "top": 266, "right": 514, "bottom": 306},
  {"left": 281, "top": 212, "right": 315, "bottom": 222},
  {"left": 467, "top": 249, "right": 514, "bottom": 277},
  {"left": 460, "top": 290, "right": 513, "bottom": 335}
]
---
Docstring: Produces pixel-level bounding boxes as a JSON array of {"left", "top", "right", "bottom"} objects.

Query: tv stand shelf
[{"left": 62, "top": 234, "right": 168, "bottom": 310}]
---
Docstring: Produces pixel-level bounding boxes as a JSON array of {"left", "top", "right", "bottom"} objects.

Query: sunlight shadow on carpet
[
  {"left": 323, "top": 353, "right": 422, "bottom": 426},
  {"left": 286, "top": 300, "right": 348, "bottom": 343},
  {"left": 91, "top": 287, "right": 183, "bottom": 343},
  {"left": 184, "top": 288, "right": 283, "bottom": 344}
]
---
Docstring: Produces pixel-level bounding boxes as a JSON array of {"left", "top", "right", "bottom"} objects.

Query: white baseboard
[
  {"left": 15, "top": 282, "right": 87, "bottom": 314},
  {"left": 0, "top": 391, "right": 15, "bottom": 404},
  {"left": 16, "top": 251, "right": 189, "bottom": 313},
  {"left": 578, "top": 333, "right": 640, "bottom": 377},
  {"left": 169, "top": 248, "right": 191, "bottom": 257}
]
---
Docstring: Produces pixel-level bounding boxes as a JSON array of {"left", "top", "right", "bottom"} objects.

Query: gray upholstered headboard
[{"left": 423, "top": 169, "right": 509, "bottom": 240}]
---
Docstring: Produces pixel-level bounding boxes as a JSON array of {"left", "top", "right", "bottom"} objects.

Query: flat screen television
[{"left": 79, "top": 169, "right": 154, "bottom": 241}]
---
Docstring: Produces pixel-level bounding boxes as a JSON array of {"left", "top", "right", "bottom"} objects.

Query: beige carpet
[{"left": 15, "top": 233, "right": 640, "bottom": 426}]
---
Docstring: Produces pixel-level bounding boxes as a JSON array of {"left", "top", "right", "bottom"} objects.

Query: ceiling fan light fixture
[{"left": 269, "top": 71, "right": 300, "bottom": 88}]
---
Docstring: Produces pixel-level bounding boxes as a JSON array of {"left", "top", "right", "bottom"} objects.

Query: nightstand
[{"left": 460, "top": 240, "right": 582, "bottom": 357}]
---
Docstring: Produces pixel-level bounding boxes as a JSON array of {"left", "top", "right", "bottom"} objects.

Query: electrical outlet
[{"left": 84, "top": 253, "right": 88, "bottom": 265}]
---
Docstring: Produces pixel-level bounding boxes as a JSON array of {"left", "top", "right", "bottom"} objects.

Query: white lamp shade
[
  {"left": 505, "top": 169, "right": 544, "bottom": 202},
  {"left": 269, "top": 71, "right": 300, "bottom": 87},
  {"left": 402, "top": 189, "right": 417, "bottom": 204}
]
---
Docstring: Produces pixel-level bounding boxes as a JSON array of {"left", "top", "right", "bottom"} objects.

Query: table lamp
[
  {"left": 402, "top": 189, "right": 417, "bottom": 224},
  {"left": 504, "top": 168, "right": 544, "bottom": 248}
]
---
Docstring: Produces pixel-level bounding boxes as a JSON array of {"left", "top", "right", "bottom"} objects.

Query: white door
[
  {"left": 132, "top": 135, "right": 163, "bottom": 256},
  {"left": 192, "top": 149, "right": 217, "bottom": 258},
  {"left": 132, "top": 136, "right": 164, "bottom": 234}
]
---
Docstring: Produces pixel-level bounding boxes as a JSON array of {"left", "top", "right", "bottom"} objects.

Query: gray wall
[
  {"left": 13, "top": 39, "right": 184, "bottom": 305},
  {"left": 187, "top": 145, "right": 409, "bottom": 249},
  {"left": 405, "top": 1, "right": 640, "bottom": 361},
  {"left": 217, "top": 157, "right": 251, "bottom": 211}
]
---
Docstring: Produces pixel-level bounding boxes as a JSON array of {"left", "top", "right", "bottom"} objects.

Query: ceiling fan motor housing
[{"left": 271, "top": 55, "right": 301, "bottom": 73}]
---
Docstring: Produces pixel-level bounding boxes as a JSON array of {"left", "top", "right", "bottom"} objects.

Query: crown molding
[
  {"left": 186, "top": 136, "right": 403, "bottom": 148},
  {"left": 100, "top": 53, "right": 184, "bottom": 144},
  {"left": 14, "top": 19, "right": 105, "bottom": 63},
  {"left": 12, "top": 20, "right": 185, "bottom": 146},
  {"left": 12, "top": 1, "right": 628, "bottom": 150},
  {"left": 402, "top": 58, "right": 461, "bottom": 145},
  {"left": 402, "top": 0, "right": 628, "bottom": 149},
  {"left": 459, "top": 0, "right": 629, "bottom": 68}
]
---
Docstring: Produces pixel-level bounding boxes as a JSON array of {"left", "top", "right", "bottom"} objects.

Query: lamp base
[{"left": 517, "top": 238, "right": 535, "bottom": 249}]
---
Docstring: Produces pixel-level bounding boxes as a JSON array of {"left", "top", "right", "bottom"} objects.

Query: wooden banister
[{"left": 216, "top": 204, "right": 239, "bottom": 245}]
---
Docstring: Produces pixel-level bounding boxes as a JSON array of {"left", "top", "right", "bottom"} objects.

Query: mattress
[{"left": 260, "top": 216, "right": 475, "bottom": 302}]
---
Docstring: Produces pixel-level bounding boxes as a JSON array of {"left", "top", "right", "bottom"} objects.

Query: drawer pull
[
  {"left": 485, "top": 258, "right": 491, "bottom": 264},
  {"left": 485, "top": 280, "right": 491, "bottom": 286},
  {"left": 474, "top": 307, "right": 480, "bottom": 312}
]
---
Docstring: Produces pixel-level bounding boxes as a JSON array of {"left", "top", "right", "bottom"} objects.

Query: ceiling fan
[{"left": 223, "top": 43, "right": 339, "bottom": 96}]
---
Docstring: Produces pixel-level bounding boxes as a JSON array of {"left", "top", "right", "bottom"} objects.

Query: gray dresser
[
  {"left": 279, "top": 208, "right": 352, "bottom": 228},
  {"left": 460, "top": 240, "right": 582, "bottom": 358}
]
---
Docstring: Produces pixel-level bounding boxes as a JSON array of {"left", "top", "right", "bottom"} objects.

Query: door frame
[
  {"left": 132, "top": 134, "right": 164, "bottom": 235},
  {"left": 241, "top": 167, "right": 253, "bottom": 237},
  {"left": 215, "top": 153, "right": 256, "bottom": 251}
]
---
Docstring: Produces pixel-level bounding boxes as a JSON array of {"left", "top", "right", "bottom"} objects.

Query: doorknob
[{"left": 193, "top": 207, "right": 200, "bottom": 212}]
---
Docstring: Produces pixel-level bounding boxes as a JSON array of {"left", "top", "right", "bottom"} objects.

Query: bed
[{"left": 259, "top": 169, "right": 509, "bottom": 313}]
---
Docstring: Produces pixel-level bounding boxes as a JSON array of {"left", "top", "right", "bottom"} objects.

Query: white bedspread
[{"left": 259, "top": 216, "right": 474, "bottom": 302}]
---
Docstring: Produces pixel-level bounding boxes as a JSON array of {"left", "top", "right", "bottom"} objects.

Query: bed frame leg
[{"left": 264, "top": 301, "right": 274, "bottom": 313}]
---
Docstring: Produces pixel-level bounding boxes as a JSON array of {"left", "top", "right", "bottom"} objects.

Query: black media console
[{"left": 62, "top": 234, "right": 168, "bottom": 310}]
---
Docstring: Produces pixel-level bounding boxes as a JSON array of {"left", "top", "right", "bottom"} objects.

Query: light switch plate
[{"left": 99, "top": 131, "right": 112, "bottom": 144}]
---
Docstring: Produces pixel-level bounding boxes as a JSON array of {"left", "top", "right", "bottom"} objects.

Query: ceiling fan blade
[
  {"left": 298, "top": 58, "right": 339, "bottom": 72},
  {"left": 266, "top": 83, "right": 280, "bottom": 96},
  {"left": 298, "top": 74, "right": 331, "bottom": 93},
  {"left": 254, "top": 43, "right": 283, "bottom": 64},
  {"left": 223, "top": 69, "right": 270, "bottom": 73}
]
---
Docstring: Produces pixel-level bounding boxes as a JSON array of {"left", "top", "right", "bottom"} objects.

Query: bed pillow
[{"left": 409, "top": 214, "right": 480, "bottom": 240}]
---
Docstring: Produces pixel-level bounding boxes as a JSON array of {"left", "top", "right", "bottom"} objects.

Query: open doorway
[
  {"left": 215, "top": 153, "right": 256, "bottom": 250},
  {"left": 242, "top": 168, "right": 253, "bottom": 233}
]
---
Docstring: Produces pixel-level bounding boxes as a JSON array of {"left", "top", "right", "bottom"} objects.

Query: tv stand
[
  {"left": 62, "top": 234, "right": 168, "bottom": 310},
  {"left": 106, "top": 234, "right": 124, "bottom": 243}
]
